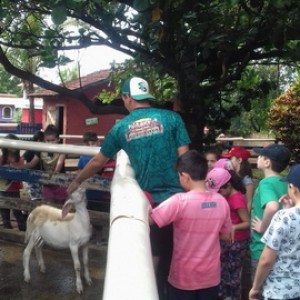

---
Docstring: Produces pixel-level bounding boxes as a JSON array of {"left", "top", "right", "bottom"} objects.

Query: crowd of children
[
  {"left": 203, "top": 143, "right": 299, "bottom": 300},
  {"left": 151, "top": 143, "right": 298, "bottom": 300},
  {"left": 1, "top": 124, "right": 299, "bottom": 300}
]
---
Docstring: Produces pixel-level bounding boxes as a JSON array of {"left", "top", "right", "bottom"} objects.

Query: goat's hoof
[
  {"left": 40, "top": 267, "right": 46, "bottom": 273},
  {"left": 24, "top": 276, "right": 31, "bottom": 283},
  {"left": 86, "top": 278, "right": 92, "bottom": 286},
  {"left": 76, "top": 283, "right": 83, "bottom": 294}
]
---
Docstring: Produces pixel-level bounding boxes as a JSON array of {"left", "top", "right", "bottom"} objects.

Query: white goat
[{"left": 23, "top": 187, "right": 92, "bottom": 294}]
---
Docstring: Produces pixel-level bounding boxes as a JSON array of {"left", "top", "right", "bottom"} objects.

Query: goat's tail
[{"left": 24, "top": 214, "right": 35, "bottom": 244}]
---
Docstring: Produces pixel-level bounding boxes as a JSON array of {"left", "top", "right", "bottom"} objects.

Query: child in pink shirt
[
  {"left": 209, "top": 168, "right": 250, "bottom": 300},
  {"left": 150, "top": 150, "right": 232, "bottom": 300}
]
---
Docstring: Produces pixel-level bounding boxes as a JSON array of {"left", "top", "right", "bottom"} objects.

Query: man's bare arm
[
  {"left": 67, "top": 152, "right": 110, "bottom": 194},
  {"left": 177, "top": 145, "right": 189, "bottom": 157}
]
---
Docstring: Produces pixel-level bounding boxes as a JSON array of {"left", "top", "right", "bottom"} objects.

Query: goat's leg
[
  {"left": 70, "top": 244, "right": 83, "bottom": 294},
  {"left": 34, "top": 244, "right": 45, "bottom": 273},
  {"left": 82, "top": 244, "right": 92, "bottom": 285},
  {"left": 23, "top": 235, "right": 36, "bottom": 282}
]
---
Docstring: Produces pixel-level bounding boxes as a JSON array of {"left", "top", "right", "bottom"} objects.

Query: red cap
[{"left": 222, "top": 146, "right": 250, "bottom": 160}]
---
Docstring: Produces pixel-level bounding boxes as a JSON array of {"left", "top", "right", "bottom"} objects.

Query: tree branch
[{"left": 0, "top": 46, "right": 127, "bottom": 115}]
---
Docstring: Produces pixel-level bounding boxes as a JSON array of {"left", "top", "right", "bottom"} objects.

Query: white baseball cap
[{"left": 121, "top": 77, "right": 155, "bottom": 101}]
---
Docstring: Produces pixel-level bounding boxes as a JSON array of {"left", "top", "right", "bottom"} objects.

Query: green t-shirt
[
  {"left": 250, "top": 176, "right": 287, "bottom": 261},
  {"left": 100, "top": 107, "right": 191, "bottom": 203}
]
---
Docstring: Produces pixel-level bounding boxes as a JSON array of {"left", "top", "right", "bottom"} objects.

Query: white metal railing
[
  {"left": 0, "top": 133, "right": 105, "bottom": 140},
  {"left": 0, "top": 138, "right": 99, "bottom": 156},
  {"left": 216, "top": 137, "right": 275, "bottom": 142},
  {"left": 0, "top": 123, "right": 19, "bottom": 127},
  {"left": 103, "top": 150, "right": 158, "bottom": 300},
  {"left": 0, "top": 134, "right": 275, "bottom": 142}
]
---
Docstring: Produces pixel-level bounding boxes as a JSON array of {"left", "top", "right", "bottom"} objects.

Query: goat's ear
[{"left": 62, "top": 200, "right": 72, "bottom": 218}]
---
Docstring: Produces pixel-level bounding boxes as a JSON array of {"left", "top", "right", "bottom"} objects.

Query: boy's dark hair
[
  {"left": 228, "top": 170, "right": 246, "bottom": 194},
  {"left": 83, "top": 131, "right": 98, "bottom": 143},
  {"left": 32, "top": 130, "right": 44, "bottom": 142},
  {"left": 239, "top": 160, "right": 253, "bottom": 178},
  {"left": 176, "top": 150, "right": 208, "bottom": 180},
  {"left": 270, "top": 159, "right": 288, "bottom": 173},
  {"left": 44, "top": 124, "right": 60, "bottom": 138},
  {"left": 1, "top": 134, "right": 20, "bottom": 165}
]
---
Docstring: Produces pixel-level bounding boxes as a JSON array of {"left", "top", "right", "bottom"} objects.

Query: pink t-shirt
[
  {"left": 227, "top": 192, "right": 250, "bottom": 241},
  {"left": 151, "top": 190, "right": 232, "bottom": 290}
]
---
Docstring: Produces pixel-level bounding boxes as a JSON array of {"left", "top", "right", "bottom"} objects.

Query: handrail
[
  {"left": 0, "top": 138, "right": 100, "bottom": 156},
  {"left": 103, "top": 150, "right": 158, "bottom": 300},
  {"left": 216, "top": 137, "right": 275, "bottom": 142},
  {"left": 0, "top": 133, "right": 105, "bottom": 140}
]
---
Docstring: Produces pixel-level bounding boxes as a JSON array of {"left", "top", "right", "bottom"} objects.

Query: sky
[{"left": 39, "top": 45, "right": 131, "bottom": 83}]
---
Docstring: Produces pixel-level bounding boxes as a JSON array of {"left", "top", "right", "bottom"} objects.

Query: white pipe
[
  {"left": 0, "top": 123, "right": 19, "bottom": 127},
  {"left": 0, "top": 139, "right": 100, "bottom": 156},
  {"left": 216, "top": 137, "right": 275, "bottom": 142},
  {"left": 0, "top": 134, "right": 105, "bottom": 140},
  {"left": 103, "top": 150, "right": 158, "bottom": 300}
]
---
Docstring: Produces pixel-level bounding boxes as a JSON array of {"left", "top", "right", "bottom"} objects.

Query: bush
[{"left": 268, "top": 81, "right": 300, "bottom": 162}]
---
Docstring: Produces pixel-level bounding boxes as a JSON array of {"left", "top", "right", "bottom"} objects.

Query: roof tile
[{"left": 30, "top": 69, "right": 111, "bottom": 97}]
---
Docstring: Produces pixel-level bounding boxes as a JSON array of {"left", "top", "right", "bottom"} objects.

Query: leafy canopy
[
  {"left": 0, "top": 65, "right": 22, "bottom": 95},
  {"left": 1, "top": 0, "right": 300, "bottom": 146}
]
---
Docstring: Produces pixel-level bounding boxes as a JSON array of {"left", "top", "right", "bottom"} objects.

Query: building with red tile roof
[{"left": 30, "top": 70, "right": 127, "bottom": 144}]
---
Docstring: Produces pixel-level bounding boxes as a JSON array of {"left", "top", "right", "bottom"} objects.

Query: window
[{"left": 2, "top": 106, "right": 12, "bottom": 119}]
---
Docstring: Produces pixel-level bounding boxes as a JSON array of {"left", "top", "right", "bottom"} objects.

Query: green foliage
[
  {"left": 201, "top": 64, "right": 281, "bottom": 136},
  {"left": 0, "top": 65, "right": 22, "bottom": 95},
  {"left": 97, "top": 59, "right": 177, "bottom": 104},
  {"left": 220, "top": 65, "right": 282, "bottom": 136},
  {"left": 13, "top": 108, "right": 22, "bottom": 123},
  {"left": 268, "top": 80, "right": 300, "bottom": 162},
  {"left": 57, "top": 67, "right": 79, "bottom": 82},
  {"left": 1, "top": 0, "right": 300, "bottom": 149},
  {"left": 51, "top": 5, "right": 68, "bottom": 25}
]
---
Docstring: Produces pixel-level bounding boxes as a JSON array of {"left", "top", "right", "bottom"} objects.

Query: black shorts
[
  {"left": 150, "top": 222, "right": 173, "bottom": 258},
  {"left": 168, "top": 284, "right": 219, "bottom": 300}
]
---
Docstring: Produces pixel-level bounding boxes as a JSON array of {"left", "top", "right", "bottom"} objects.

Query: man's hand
[
  {"left": 67, "top": 180, "right": 81, "bottom": 195},
  {"left": 252, "top": 216, "right": 263, "bottom": 233}
]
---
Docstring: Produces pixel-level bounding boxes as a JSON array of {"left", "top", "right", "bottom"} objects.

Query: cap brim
[
  {"left": 280, "top": 177, "right": 288, "bottom": 182},
  {"left": 221, "top": 153, "right": 231, "bottom": 158},
  {"left": 132, "top": 94, "right": 155, "bottom": 101},
  {"left": 253, "top": 147, "right": 263, "bottom": 155}
]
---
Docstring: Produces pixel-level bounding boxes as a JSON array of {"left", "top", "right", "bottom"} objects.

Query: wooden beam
[
  {"left": 0, "top": 196, "right": 109, "bottom": 227},
  {"left": 0, "top": 166, "right": 111, "bottom": 191}
]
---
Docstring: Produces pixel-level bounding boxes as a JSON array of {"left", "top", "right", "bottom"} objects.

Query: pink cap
[
  {"left": 206, "top": 167, "right": 231, "bottom": 192},
  {"left": 214, "top": 158, "right": 233, "bottom": 170}
]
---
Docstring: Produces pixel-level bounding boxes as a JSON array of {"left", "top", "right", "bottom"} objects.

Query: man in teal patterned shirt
[{"left": 68, "top": 76, "right": 190, "bottom": 299}]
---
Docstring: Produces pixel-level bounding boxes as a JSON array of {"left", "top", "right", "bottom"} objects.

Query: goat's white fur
[{"left": 23, "top": 187, "right": 92, "bottom": 294}]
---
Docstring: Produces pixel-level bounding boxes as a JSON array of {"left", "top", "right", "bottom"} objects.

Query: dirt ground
[{"left": 0, "top": 239, "right": 107, "bottom": 300}]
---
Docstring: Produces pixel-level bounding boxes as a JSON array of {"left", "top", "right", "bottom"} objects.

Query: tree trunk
[
  {"left": 177, "top": 72, "right": 206, "bottom": 151},
  {"left": 29, "top": 96, "right": 35, "bottom": 124}
]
